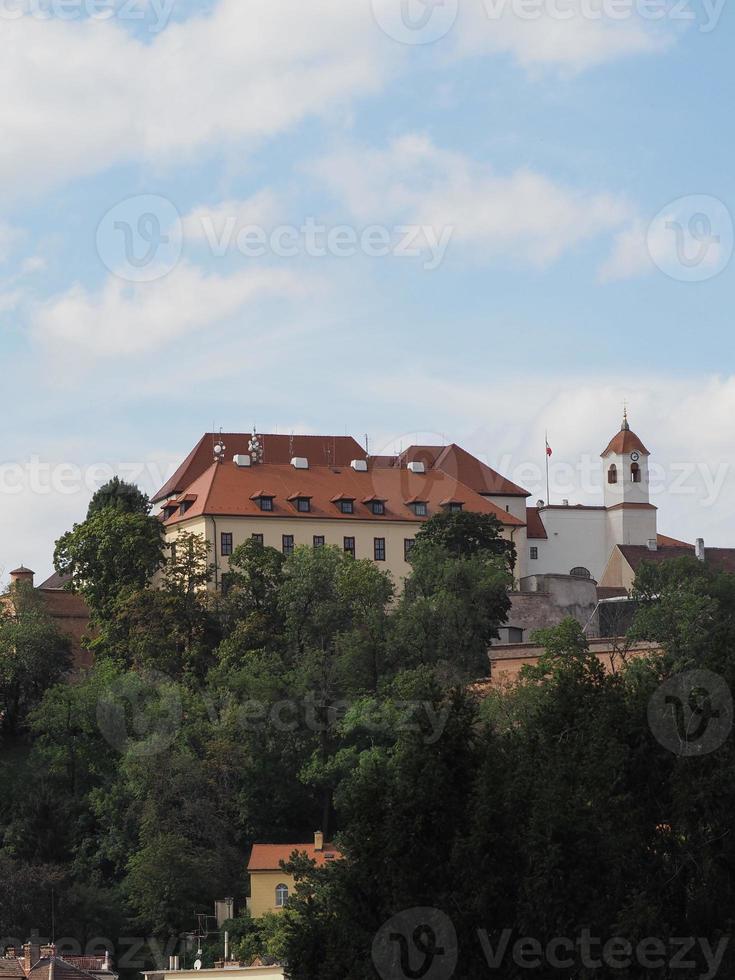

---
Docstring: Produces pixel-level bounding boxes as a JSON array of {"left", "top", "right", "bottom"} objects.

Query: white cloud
[
  {"left": 455, "top": 0, "right": 671, "bottom": 72},
  {"left": 0, "top": 1, "right": 390, "bottom": 197},
  {"left": 0, "top": 0, "right": 679, "bottom": 202},
  {"left": 32, "top": 260, "right": 312, "bottom": 356},
  {"left": 313, "top": 135, "right": 633, "bottom": 265},
  {"left": 182, "top": 190, "right": 281, "bottom": 252}
]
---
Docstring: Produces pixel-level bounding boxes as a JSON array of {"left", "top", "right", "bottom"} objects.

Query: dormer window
[
  {"left": 251, "top": 492, "right": 275, "bottom": 512},
  {"left": 288, "top": 494, "right": 312, "bottom": 513},
  {"left": 332, "top": 494, "right": 355, "bottom": 514},
  {"left": 441, "top": 499, "right": 464, "bottom": 513},
  {"left": 413, "top": 501, "right": 427, "bottom": 517},
  {"left": 363, "top": 496, "right": 386, "bottom": 516}
]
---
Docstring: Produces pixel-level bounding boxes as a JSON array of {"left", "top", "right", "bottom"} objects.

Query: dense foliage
[{"left": 2, "top": 495, "right": 734, "bottom": 980}]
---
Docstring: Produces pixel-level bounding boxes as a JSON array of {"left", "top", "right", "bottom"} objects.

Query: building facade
[
  {"left": 246, "top": 832, "right": 341, "bottom": 919},
  {"left": 153, "top": 433, "right": 529, "bottom": 588}
]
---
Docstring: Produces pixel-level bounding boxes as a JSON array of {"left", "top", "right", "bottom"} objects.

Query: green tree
[
  {"left": 87, "top": 477, "right": 152, "bottom": 517},
  {"left": 0, "top": 583, "right": 71, "bottom": 737},
  {"left": 54, "top": 508, "right": 164, "bottom": 620},
  {"left": 415, "top": 509, "right": 516, "bottom": 567}
]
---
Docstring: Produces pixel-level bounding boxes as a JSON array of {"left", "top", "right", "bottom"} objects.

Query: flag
[{"left": 546, "top": 439, "right": 552, "bottom": 457}]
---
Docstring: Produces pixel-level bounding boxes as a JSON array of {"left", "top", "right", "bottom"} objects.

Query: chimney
[
  {"left": 40, "top": 946, "right": 56, "bottom": 959},
  {"left": 314, "top": 831, "right": 324, "bottom": 852},
  {"left": 23, "top": 943, "right": 40, "bottom": 974},
  {"left": 696, "top": 538, "right": 706, "bottom": 562},
  {"left": 10, "top": 566, "right": 35, "bottom": 589}
]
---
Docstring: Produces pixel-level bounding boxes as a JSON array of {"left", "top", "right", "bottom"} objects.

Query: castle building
[
  {"left": 152, "top": 416, "right": 687, "bottom": 592},
  {"left": 153, "top": 433, "right": 529, "bottom": 588}
]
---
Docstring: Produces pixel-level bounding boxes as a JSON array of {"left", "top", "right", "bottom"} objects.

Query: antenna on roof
[
  {"left": 213, "top": 428, "right": 226, "bottom": 464},
  {"left": 289, "top": 431, "right": 294, "bottom": 459},
  {"left": 365, "top": 434, "right": 370, "bottom": 459},
  {"left": 51, "top": 888, "right": 55, "bottom": 943}
]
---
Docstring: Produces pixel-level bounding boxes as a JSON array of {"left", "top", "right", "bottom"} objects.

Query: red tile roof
[
  {"left": 526, "top": 507, "right": 548, "bottom": 540},
  {"left": 162, "top": 460, "right": 525, "bottom": 528},
  {"left": 619, "top": 544, "right": 735, "bottom": 575},
  {"left": 657, "top": 532, "right": 692, "bottom": 548},
  {"left": 601, "top": 428, "right": 649, "bottom": 457},
  {"left": 248, "top": 842, "right": 342, "bottom": 871},
  {"left": 376, "top": 443, "right": 530, "bottom": 497},
  {"left": 153, "top": 433, "right": 367, "bottom": 503}
]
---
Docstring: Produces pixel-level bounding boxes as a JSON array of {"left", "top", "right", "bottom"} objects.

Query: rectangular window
[
  {"left": 313, "top": 535, "right": 325, "bottom": 549},
  {"left": 343, "top": 537, "right": 355, "bottom": 557},
  {"left": 413, "top": 501, "right": 427, "bottom": 517},
  {"left": 296, "top": 498, "right": 311, "bottom": 512},
  {"left": 530, "top": 547, "right": 539, "bottom": 560},
  {"left": 374, "top": 538, "right": 386, "bottom": 562},
  {"left": 404, "top": 538, "right": 415, "bottom": 560},
  {"left": 371, "top": 501, "right": 385, "bottom": 515},
  {"left": 221, "top": 532, "right": 233, "bottom": 556},
  {"left": 259, "top": 497, "right": 274, "bottom": 512},
  {"left": 282, "top": 535, "right": 295, "bottom": 557},
  {"left": 448, "top": 502, "right": 464, "bottom": 513},
  {"left": 252, "top": 534, "right": 264, "bottom": 546},
  {"left": 339, "top": 499, "right": 354, "bottom": 514}
]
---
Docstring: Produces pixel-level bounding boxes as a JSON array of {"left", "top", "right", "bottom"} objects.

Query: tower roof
[{"left": 601, "top": 413, "right": 649, "bottom": 458}]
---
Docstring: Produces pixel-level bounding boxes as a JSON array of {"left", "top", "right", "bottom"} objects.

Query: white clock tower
[{"left": 602, "top": 411, "right": 657, "bottom": 547}]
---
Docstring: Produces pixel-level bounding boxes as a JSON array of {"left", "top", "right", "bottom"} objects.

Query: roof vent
[
  {"left": 351, "top": 459, "right": 368, "bottom": 472},
  {"left": 407, "top": 461, "right": 426, "bottom": 474},
  {"left": 233, "top": 454, "right": 251, "bottom": 468},
  {"left": 291, "top": 457, "right": 309, "bottom": 470}
]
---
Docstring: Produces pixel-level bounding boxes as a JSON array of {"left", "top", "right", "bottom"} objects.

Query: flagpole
[{"left": 545, "top": 431, "right": 550, "bottom": 506}]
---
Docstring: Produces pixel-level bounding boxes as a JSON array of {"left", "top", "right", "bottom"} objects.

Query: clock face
[{"left": 631, "top": 452, "right": 640, "bottom": 462}]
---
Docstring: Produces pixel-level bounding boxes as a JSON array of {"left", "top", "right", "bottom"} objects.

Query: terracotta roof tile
[
  {"left": 153, "top": 434, "right": 366, "bottom": 502},
  {"left": 163, "top": 461, "right": 525, "bottom": 528},
  {"left": 526, "top": 507, "right": 548, "bottom": 540},
  {"left": 601, "top": 428, "right": 650, "bottom": 457},
  {"left": 248, "top": 842, "right": 342, "bottom": 871},
  {"left": 616, "top": 544, "right": 735, "bottom": 575}
]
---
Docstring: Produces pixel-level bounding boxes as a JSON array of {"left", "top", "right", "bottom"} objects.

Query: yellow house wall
[
  {"left": 248, "top": 870, "right": 295, "bottom": 918},
  {"left": 166, "top": 515, "right": 517, "bottom": 591}
]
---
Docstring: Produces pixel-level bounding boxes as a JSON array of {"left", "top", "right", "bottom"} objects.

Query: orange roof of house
[
  {"left": 162, "top": 460, "right": 526, "bottom": 528},
  {"left": 154, "top": 433, "right": 367, "bottom": 502},
  {"left": 248, "top": 842, "right": 342, "bottom": 871}
]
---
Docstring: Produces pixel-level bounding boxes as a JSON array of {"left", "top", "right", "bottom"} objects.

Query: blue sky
[{"left": 1, "top": 0, "right": 733, "bottom": 580}]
